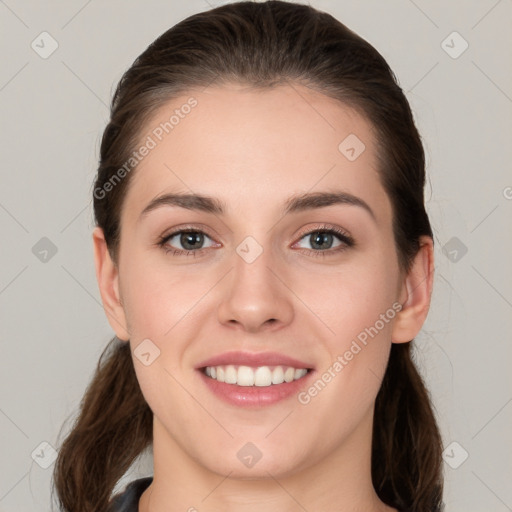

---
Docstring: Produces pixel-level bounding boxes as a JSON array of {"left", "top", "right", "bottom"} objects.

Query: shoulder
[{"left": 108, "top": 477, "right": 153, "bottom": 512}]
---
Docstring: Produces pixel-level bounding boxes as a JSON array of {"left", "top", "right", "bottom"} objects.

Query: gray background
[{"left": 1, "top": 0, "right": 511, "bottom": 510}]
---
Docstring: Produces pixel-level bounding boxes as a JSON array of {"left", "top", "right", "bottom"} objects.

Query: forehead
[{"left": 121, "top": 82, "right": 391, "bottom": 225}]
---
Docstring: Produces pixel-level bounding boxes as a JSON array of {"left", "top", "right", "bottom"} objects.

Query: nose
[{"left": 216, "top": 241, "right": 294, "bottom": 334}]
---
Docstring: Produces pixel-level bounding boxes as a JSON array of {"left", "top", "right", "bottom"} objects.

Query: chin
[{"left": 197, "top": 446, "right": 308, "bottom": 480}]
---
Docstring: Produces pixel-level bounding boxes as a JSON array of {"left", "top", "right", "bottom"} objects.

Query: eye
[
  {"left": 157, "top": 223, "right": 355, "bottom": 258},
  {"left": 293, "top": 224, "right": 355, "bottom": 257},
  {"left": 157, "top": 227, "right": 219, "bottom": 257}
]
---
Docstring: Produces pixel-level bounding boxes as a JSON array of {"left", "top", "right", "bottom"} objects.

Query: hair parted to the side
[{"left": 52, "top": 2, "right": 444, "bottom": 511}]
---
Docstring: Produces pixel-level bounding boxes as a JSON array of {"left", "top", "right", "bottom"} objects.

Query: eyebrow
[{"left": 138, "top": 190, "right": 376, "bottom": 223}]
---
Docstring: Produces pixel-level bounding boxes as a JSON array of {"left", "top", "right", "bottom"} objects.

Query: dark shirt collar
[{"left": 109, "top": 477, "right": 153, "bottom": 512}]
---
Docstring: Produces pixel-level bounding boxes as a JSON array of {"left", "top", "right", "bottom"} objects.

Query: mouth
[
  {"left": 201, "top": 364, "right": 311, "bottom": 387},
  {"left": 195, "top": 351, "right": 315, "bottom": 407}
]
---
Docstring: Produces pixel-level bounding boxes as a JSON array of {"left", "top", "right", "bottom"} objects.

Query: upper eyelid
[{"left": 295, "top": 223, "right": 351, "bottom": 239}]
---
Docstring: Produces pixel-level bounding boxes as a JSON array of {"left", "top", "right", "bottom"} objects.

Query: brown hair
[{"left": 52, "top": 1, "right": 444, "bottom": 511}]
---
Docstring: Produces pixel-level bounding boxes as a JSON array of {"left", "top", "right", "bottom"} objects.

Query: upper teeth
[{"left": 204, "top": 365, "right": 308, "bottom": 387}]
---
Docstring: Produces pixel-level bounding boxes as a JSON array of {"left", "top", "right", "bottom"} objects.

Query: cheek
[
  {"left": 121, "top": 257, "right": 201, "bottom": 338},
  {"left": 297, "top": 254, "right": 399, "bottom": 344},
  {"left": 296, "top": 252, "right": 398, "bottom": 408},
  {"left": 297, "top": 279, "right": 396, "bottom": 444}
]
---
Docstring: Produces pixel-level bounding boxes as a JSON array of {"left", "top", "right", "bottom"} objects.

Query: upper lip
[{"left": 195, "top": 351, "right": 314, "bottom": 370}]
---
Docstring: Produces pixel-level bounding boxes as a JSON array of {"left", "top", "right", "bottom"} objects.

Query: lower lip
[{"left": 198, "top": 369, "right": 315, "bottom": 407}]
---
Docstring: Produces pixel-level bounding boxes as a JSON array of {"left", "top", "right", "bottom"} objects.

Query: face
[{"left": 98, "top": 82, "right": 414, "bottom": 479}]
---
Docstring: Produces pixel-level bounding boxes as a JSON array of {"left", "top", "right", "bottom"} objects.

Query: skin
[{"left": 93, "top": 82, "right": 434, "bottom": 512}]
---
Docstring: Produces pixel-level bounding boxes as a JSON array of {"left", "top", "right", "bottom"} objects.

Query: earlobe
[
  {"left": 391, "top": 236, "right": 434, "bottom": 344},
  {"left": 92, "top": 227, "right": 130, "bottom": 341}
]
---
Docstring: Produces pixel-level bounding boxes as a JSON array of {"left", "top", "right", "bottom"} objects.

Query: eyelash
[{"left": 156, "top": 223, "right": 355, "bottom": 258}]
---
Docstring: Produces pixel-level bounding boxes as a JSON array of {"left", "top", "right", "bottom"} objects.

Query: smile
[{"left": 203, "top": 365, "right": 309, "bottom": 387}]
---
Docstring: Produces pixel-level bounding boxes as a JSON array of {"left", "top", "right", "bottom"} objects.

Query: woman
[{"left": 52, "top": 1, "right": 444, "bottom": 511}]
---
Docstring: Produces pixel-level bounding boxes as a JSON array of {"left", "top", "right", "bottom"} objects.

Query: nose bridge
[
  {"left": 234, "top": 233, "right": 275, "bottom": 292},
  {"left": 216, "top": 231, "right": 294, "bottom": 331}
]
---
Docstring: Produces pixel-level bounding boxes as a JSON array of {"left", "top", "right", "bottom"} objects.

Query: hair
[{"left": 52, "top": 1, "right": 444, "bottom": 511}]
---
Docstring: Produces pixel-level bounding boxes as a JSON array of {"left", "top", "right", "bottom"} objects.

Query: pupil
[
  {"left": 311, "top": 232, "right": 332, "bottom": 250},
  {"left": 181, "top": 232, "right": 203, "bottom": 250}
]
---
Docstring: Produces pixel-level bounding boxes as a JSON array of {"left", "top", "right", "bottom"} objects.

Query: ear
[
  {"left": 391, "top": 235, "right": 434, "bottom": 344},
  {"left": 92, "top": 226, "right": 130, "bottom": 341}
]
